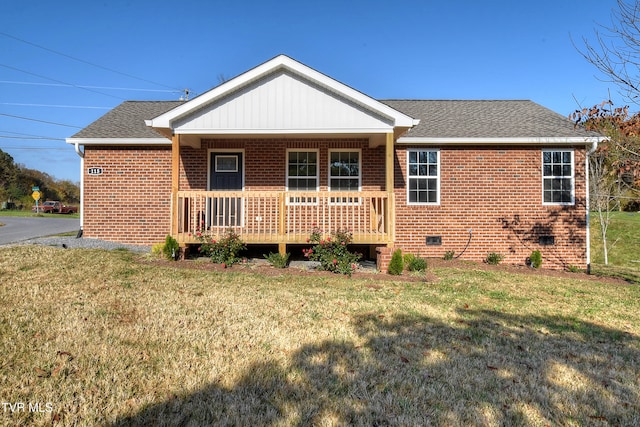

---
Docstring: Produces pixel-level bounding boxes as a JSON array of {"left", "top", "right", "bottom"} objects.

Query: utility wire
[
  {"left": 0, "top": 113, "right": 82, "bottom": 128},
  {"left": 0, "top": 135, "right": 66, "bottom": 141},
  {"left": 0, "top": 63, "right": 126, "bottom": 100},
  {"left": 0, "top": 129, "right": 66, "bottom": 139},
  {"left": 0, "top": 79, "right": 181, "bottom": 93},
  {"left": 0, "top": 146, "right": 71, "bottom": 150},
  {"left": 0, "top": 102, "right": 111, "bottom": 109},
  {"left": 0, "top": 31, "right": 182, "bottom": 92}
]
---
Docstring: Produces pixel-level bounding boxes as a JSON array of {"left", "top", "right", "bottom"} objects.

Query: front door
[{"left": 209, "top": 152, "right": 243, "bottom": 227}]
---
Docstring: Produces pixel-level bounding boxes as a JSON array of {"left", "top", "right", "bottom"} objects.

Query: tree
[
  {"left": 0, "top": 150, "right": 19, "bottom": 201},
  {"left": 571, "top": 100, "right": 640, "bottom": 264},
  {"left": 576, "top": 0, "right": 640, "bottom": 103},
  {"left": 0, "top": 148, "right": 80, "bottom": 208}
]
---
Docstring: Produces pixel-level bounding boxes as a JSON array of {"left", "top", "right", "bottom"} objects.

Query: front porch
[{"left": 174, "top": 190, "right": 392, "bottom": 249}]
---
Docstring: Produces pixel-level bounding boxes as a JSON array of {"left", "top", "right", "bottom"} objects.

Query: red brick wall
[
  {"left": 82, "top": 141, "right": 589, "bottom": 270},
  {"left": 393, "top": 145, "right": 588, "bottom": 269},
  {"left": 185, "top": 138, "right": 383, "bottom": 191},
  {"left": 82, "top": 146, "right": 172, "bottom": 245}
]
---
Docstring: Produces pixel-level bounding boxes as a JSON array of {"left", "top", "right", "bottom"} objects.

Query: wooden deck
[{"left": 174, "top": 190, "right": 392, "bottom": 245}]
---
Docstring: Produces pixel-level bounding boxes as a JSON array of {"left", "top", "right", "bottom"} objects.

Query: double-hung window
[
  {"left": 329, "top": 150, "right": 360, "bottom": 204},
  {"left": 287, "top": 150, "right": 318, "bottom": 204},
  {"left": 542, "top": 149, "right": 574, "bottom": 205},
  {"left": 407, "top": 149, "right": 440, "bottom": 204}
]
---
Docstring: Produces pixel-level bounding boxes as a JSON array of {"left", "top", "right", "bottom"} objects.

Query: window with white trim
[
  {"left": 407, "top": 149, "right": 439, "bottom": 204},
  {"left": 287, "top": 150, "right": 319, "bottom": 204},
  {"left": 329, "top": 150, "right": 360, "bottom": 204},
  {"left": 542, "top": 149, "right": 574, "bottom": 205},
  {"left": 329, "top": 150, "right": 360, "bottom": 190}
]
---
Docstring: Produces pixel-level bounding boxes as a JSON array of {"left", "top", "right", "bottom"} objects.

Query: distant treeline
[{"left": 0, "top": 149, "right": 79, "bottom": 209}]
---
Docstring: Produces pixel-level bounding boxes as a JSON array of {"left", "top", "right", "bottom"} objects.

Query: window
[
  {"left": 215, "top": 155, "right": 238, "bottom": 172},
  {"left": 329, "top": 150, "right": 360, "bottom": 190},
  {"left": 407, "top": 149, "right": 439, "bottom": 204},
  {"left": 287, "top": 150, "right": 318, "bottom": 204},
  {"left": 329, "top": 150, "right": 360, "bottom": 204},
  {"left": 542, "top": 150, "right": 574, "bottom": 204}
]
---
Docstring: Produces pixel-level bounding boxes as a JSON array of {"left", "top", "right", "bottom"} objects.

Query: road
[{"left": 0, "top": 216, "right": 80, "bottom": 245}]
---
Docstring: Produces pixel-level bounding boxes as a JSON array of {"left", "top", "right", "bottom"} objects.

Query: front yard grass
[{"left": 1, "top": 246, "right": 638, "bottom": 426}]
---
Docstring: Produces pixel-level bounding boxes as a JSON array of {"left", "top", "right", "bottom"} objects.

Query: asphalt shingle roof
[
  {"left": 70, "top": 101, "right": 185, "bottom": 139},
  {"left": 70, "top": 99, "right": 596, "bottom": 140},
  {"left": 382, "top": 99, "right": 597, "bottom": 139}
]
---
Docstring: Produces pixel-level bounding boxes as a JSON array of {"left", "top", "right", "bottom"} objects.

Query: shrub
[
  {"left": 163, "top": 235, "right": 180, "bottom": 261},
  {"left": 151, "top": 242, "right": 164, "bottom": 258},
  {"left": 407, "top": 256, "right": 428, "bottom": 272},
  {"left": 443, "top": 250, "right": 455, "bottom": 261},
  {"left": 197, "top": 229, "right": 246, "bottom": 266},
  {"left": 303, "top": 228, "right": 361, "bottom": 276},
  {"left": 264, "top": 252, "right": 290, "bottom": 268},
  {"left": 403, "top": 253, "right": 416, "bottom": 269},
  {"left": 485, "top": 252, "right": 504, "bottom": 265},
  {"left": 388, "top": 249, "right": 404, "bottom": 275},
  {"left": 529, "top": 250, "right": 542, "bottom": 268},
  {"left": 566, "top": 264, "right": 581, "bottom": 273}
]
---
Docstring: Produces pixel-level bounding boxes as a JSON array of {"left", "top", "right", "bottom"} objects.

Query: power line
[
  {"left": 0, "top": 102, "right": 111, "bottom": 109},
  {"left": 0, "top": 113, "right": 82, "bottom": 128},
  {"left": 0, "top": 79, "right": 181, "bottom": 94},
  {"left": 0, "top": 30, "right": 182, "bottom": 92},
  {"left": 0, "top": 146, "right": 71, "bottom": 150},
  {"left": 0, "top": 63, "right": 126, "bottom": 100},
  {"left": 0, "top": 135, "right": 66, "bottom": 141}
]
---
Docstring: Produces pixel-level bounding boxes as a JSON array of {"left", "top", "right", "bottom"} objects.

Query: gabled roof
[
  {"left": 146, "top": 55, "right": 418, "bottom": 136},
  {"left": 384, "top": 99, "right": 601, "bottom": 143},
  {"left": 69, "top": 101, "right": 184, "bottom": 143},
  {"left": 66, "top": 56, "right": 602, "bottom": 147}
]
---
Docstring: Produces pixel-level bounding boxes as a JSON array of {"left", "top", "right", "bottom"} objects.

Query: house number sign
[{"left": 88, "top": 167, "right": 103, "bottom": 175}]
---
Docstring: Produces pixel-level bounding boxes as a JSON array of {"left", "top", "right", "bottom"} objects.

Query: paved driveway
[{"left": 0, "top": 216, "right": 80, "bottom": 245}]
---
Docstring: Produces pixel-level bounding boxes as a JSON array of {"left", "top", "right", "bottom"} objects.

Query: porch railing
[{"left": 175, "top": 190, "right": 391, "bottom": 244}]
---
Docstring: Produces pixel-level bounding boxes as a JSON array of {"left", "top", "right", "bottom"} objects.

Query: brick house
[{"left": 67, "top": 55, "right": 603, "bottom": 270}]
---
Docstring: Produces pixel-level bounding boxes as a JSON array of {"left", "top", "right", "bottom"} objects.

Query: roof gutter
[
  {"left": 396, "top": 136, "right": 604, "bottom": 145},
  {"left": 72, "top": 140, "right": 84, "bottom": 158}
]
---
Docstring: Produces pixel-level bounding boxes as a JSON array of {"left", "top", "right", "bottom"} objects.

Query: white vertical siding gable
[{"left": 173, "top": 70, "right": 394, "bottom": 133}]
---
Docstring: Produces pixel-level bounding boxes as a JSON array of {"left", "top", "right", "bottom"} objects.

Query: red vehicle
[{"left": 32, "top": 201, "right": 78, "bottom": 214}]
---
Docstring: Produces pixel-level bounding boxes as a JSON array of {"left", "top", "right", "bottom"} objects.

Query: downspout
[
  {"left": 585, "top": 138, "right": 599, "bottom": 274},
  {"left": 74, "top": 142, "right": 85, "bottom": 235}
]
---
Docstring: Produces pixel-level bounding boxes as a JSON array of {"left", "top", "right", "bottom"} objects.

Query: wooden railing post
[
  {"left": 171, "top": 134, "right": 180, "bottom": 239},
  {"left": 278, "top": 192, "right": 286, "bottom": 254},
  {"left": 385, "top": 132, "right": 395, "bottom": 246}
]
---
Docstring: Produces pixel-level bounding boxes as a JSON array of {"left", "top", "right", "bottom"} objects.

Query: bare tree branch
[{"left": 575, "top": 0, "right": 640, "bottom": 103}]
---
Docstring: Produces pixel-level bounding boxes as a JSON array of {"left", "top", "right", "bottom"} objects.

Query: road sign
[
  {"left": 32, "top": 186, "right": 40, "bottom": 192},
  {"left": 32, "top": 191, "right": 41, "bottom": 201}
]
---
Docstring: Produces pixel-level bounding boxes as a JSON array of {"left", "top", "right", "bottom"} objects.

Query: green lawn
[
  {"left": 0, "top": 210, "right": 79, "bottom": 219},
  {"left": 590, "top": 211, "right": 640, "bottom": 282},
  {"left": 0, "top": 246, "right": 638, "bottom": 426}
]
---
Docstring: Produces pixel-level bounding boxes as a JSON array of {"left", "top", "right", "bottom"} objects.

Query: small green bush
[
  {"left": 151, "top": 242, "right": 164, "bottom": 258},
  {"left": 530, "top": 250, "right": 542, "bottom": 268},
  {"left": 388, "top": 249, "right": 404, "bottom": 275},
  {"left": 403, "top": 253, "right": 416, "bottom": 268},
  {"left": 264, "top": 252, "right": 290, "bottom": 268},
  {"left": 163, "top": 235, "right": 180, "bottom": 261},
  {"left": 566, "top": 264, "right": 581, "bottom": 273},
  {"left": 443, "top": 251, "right": 455, "bottom": 261},
  {"left": 407, "top": 257, "right": 428, "bottom": 272},
  {"left": 485, "top": 252, "right": 504, "bottom": 265}
]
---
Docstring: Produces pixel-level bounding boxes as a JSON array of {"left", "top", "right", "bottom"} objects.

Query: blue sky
[{"left": 0, "top": 0, "right": 624, "bottom": 182}]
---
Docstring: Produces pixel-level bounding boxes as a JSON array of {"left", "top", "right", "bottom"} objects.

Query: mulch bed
[{"left": 143, "top": 256, "right": 630, "bottom": 285}]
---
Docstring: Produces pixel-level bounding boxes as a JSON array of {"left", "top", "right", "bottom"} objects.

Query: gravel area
[{"left": 17, "top": 236, "right": 152, "bottom": 253}]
